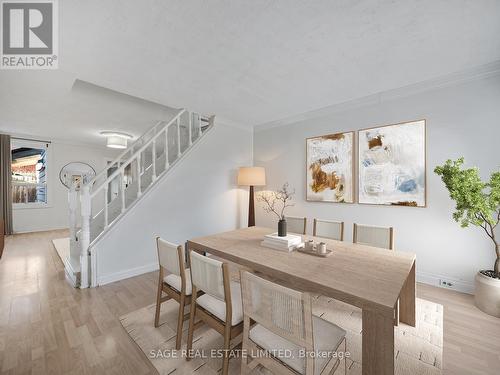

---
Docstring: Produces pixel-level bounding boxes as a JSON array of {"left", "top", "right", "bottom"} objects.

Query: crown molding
[{"left": 254, "top": 60, "right": 500, "bottom": 132}]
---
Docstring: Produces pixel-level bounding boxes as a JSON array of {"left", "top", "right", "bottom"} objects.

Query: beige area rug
[
  {"left": 52, "top": 237, "right": 70, "bottom": 262},
  {"left": 120, "top": 295, "right": 442, "bottom": 375}
]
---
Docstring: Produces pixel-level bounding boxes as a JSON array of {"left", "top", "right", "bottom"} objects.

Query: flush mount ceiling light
[{"left": 100, "top": 131, "right": 133, "bottom": 149}]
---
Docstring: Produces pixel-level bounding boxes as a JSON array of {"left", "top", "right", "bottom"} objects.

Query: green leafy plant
[{"left": 434, "top": 158, "right": 500, "bottom": 278}]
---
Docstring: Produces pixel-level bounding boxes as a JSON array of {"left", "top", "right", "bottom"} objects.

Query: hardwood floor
[
  {"left": 0, "top": 230, "right": 157, "bottom": 375},
  {"left": 418, "top": 283, "right": 500, "bottom": 374},
  {"left": 0, "top": 230, "right": 499, "bottom": 374}
]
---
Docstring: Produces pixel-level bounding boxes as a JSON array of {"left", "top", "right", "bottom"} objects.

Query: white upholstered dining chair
[
  {"left": 186, "top": 251, "right": 244, "bottom": 375},
  {"left": 154, "top": 237, "right": 193, "bottom": 349},
  {"left": 285, "top": 216, "right": 307, "bottom": 235},
  {"left": 240, "top": 271, "right": 347, "bottom": 375},
  {"left": 313, "top": 219, "right": 344, "bottom": 241},
  {"left": 353, "top": 223, "right": 394, "bottom": 250}
]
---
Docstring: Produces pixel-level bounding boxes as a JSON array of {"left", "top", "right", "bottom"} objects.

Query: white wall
[
  {"left": 13, "top": 141, "right": 118, "bottom": 233},
  {"left": 94, "top": 123, "right": 253, "bottom": 284},
  {"left": 254, "top": 73, "right": 500, "bottom": 293}
]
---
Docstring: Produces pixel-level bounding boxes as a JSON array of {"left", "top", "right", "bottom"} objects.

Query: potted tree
[{"left": 435, "top": 158, "right": 499, "bottom": 317}]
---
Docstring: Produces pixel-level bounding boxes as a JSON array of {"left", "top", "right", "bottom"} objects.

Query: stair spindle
[
  {"left": 137, "top": 153, "right": 142, "bottom": 197},
  {"left": 104, "top": 185, "right": 108, "bottom": 228},
  {"left": 152, "top": 140, "right": 157, "bottom": 181},
  {"left": 198, "top": 114, "right": 202, "bottom": 138},
  {"left": 121, "top": 171, "right": 126, "bottom": 213},
  {"left": 188, "top": 112, "right": 193, "bottom": 146},
  {"left": 177, "top": 117, "right": 181, "bottom": 158},
  {"left": 165, "top": 128, "right": 169, "bottom": 168}
]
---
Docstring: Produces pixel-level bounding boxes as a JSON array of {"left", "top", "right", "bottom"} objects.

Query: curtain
[{"left": 0, "top": 134, "right": 12, "bottom": 235}]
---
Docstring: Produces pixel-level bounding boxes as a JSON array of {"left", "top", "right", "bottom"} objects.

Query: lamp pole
[{"left": 248, "top": 185, "right": 255, "bottom": 227}]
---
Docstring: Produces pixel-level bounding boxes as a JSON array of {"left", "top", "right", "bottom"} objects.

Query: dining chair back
[
  {"left": 157, "top": 237, "right": 184, "bottom": 276},
  {"left": 285, "top": 216, "right": 307, "bottom": 235},
  {"left": 187, "top": 251, "right": 244, "bottom": 375},
  {"left": 240, "top": 271, "right": 347, "bottom": 375},
  {"left": 313, "top": 219, "right": 344, "bottom": 241},
  {"left": 353, "top": 223, "right": 394, "bottom": 250},
  {"left": 189, "top": 250, "right": 226, "bottom": 300},
  {"left": 154, "top": 237, "right": 192, "bottom": 349}
]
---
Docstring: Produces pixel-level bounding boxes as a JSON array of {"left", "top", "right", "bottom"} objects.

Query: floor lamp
[{"left": 237, "top": 167, "right": 266, "bottom": 227}]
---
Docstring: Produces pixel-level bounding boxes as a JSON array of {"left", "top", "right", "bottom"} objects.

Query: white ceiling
[
  {"left": 1, "top": 0, "right": 500, "bottom": 144},
  {"left": 0, "top": 72, "right": 177, "bottom": 146}
]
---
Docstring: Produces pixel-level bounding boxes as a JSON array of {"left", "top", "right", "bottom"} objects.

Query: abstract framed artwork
[
  {"left": 306, "top": 131, "right": 354, "bottom": 203},
  {"left": 358, "top": 119, "right": 426, "bottom": 207}
]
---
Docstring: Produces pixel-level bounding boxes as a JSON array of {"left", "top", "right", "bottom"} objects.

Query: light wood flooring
[{"left": 0, "top": 230, "right": 499, "bottom": 374}]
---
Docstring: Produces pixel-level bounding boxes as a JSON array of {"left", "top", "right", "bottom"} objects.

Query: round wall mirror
[{"left": 59, "top": 162, "right": 96, "bottom": 190}]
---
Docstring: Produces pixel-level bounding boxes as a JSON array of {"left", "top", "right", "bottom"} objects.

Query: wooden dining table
[{"left": 187, "top": 226, "right": 416, "bottom": 375}]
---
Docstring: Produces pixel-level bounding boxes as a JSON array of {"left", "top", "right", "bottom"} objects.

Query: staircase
[{"left": 66, "top": 109, "right": 215, "bottom": 288}]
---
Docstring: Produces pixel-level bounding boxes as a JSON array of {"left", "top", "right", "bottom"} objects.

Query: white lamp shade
[{"left": 238, "top": 167, "right": 266, "bottom": 186}]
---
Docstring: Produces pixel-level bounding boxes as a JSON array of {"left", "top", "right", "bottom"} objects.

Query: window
[{"left": 11, "top": 139, "right": 50, "bottom": 207}]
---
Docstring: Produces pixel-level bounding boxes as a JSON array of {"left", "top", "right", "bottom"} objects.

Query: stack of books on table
[{"left": 261, "top": 233, "right": 303, "bottom": 252}]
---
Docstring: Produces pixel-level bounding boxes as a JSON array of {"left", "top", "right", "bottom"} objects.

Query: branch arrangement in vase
[
  {"left": 435, "top": 158, "right": 500, "bottom": 279},
  {"left": 258, "top": 183, "right": 295, "bottom": 236}
]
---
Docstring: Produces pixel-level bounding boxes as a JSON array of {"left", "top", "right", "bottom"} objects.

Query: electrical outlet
[{"left": 439, "top": 279, "right": 454, "bottom": 288}]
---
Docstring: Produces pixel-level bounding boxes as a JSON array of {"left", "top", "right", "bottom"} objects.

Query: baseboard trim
[
  {"left": 97, "top": 262, "right": 159, "bottom": 286},
  {"left": 13, "top": 227, "right": 69, "bottom": 235},
  {"left": 417, "top": 271, "right": 474, "bottom": 295}
]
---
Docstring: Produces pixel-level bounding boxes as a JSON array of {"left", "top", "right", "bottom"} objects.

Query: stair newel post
[
  {"left": 152, "top": 140, "right": 157, "bottom": 181},
  {"left": 68, "top": 182, "right": 78, "bottom": 261},
  {"left": 79, "top": 184, "right": 91, "bottom": 288},
  {"left": 188, "top": 112, "right": 193, "bottom": 146},
  {"left": 120, "top": 170, "right": 126, "bottom": 213},
  {"left": 137, "top": 153, "right": 142, "bottom": 197},
  {"left": 176, "top": 117, "right": 181, "bottom": 158}
]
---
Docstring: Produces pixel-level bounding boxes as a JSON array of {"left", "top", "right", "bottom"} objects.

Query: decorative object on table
[
  {"left": 59, "top": 162, "right": 96, "bottom": 190},
  {"left": 278, "top": 218, "right": 287, "bottom": 237},
  {"left": 297, "top": 243, "right": 333, "bottom": 257},
  {"left": 306, "top": 131, "right": 354, "bottom": 203},
  {"left": 237, "top": 167, "right": 266, "bottom": 227},
  {"left": 358, "top": 119, "right": 426, "bottom": 207},
  {"left": 435, "top": 157, "right": 500, "bottom": 317},
  {"left": 261, "top": 232, "right": 302, "bottom": 252},
  {"left": 305, "top": 239, "right": 315, "bottom": 251},
  {"left": 318, "top": 242, "right": 327, "bottom": 255},
  {"left": 258, "top": 182, "right": 295, "bottom": 237}
]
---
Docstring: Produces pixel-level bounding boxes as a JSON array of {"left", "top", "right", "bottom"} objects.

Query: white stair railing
[{"left": 69, "top": 109, "right": 215, "bottom": 288}]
